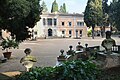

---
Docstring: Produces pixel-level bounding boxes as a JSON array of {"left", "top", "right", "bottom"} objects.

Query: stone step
[{"left": 0, "top": 71, "right": 21, "bottom": 80}]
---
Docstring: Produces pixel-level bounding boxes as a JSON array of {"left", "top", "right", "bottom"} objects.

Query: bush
[
  {"left": 87, "top": 30, "right": 92, "bottom": 37},
  {"left": 1, "top": 38, "right": 19, "bottom": 52},
  {"left": 17, "top": 60, "right": 99, "bottom": 80}
]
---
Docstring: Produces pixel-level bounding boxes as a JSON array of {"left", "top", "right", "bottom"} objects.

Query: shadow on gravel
[{"left": 0, "top": 73, "right": 13, "bottom": 80}]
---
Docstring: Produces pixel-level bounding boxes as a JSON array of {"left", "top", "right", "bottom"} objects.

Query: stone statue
[
  {"left": 20, "top": 48, "right": 37, "bottom": 71},
  {"left": 101, "top": 31, "right": 116, "bottom": 54}
]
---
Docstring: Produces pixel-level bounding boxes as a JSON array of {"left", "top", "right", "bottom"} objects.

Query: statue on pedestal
[
  {"left": 20, "top": 48, "right": 37, "bottom": 71},
  {"left": 100, "top": 31, "right": 120, "bottom": 68},
  {"left": 101, "top": 31, "right": 116, "bottom": 54}
]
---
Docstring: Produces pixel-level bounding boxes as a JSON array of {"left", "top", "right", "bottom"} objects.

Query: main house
[{"left": 34, "top": 13, "right": 87, "bottom": 38}]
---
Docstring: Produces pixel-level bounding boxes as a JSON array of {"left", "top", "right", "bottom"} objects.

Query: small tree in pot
[{"left": 1, "top": 38, "right": 19, "bottom": 59}]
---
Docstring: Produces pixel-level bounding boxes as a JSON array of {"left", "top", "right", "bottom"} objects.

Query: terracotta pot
[{"left": 3, "top": 52, "right": 12, "bottom": 59}]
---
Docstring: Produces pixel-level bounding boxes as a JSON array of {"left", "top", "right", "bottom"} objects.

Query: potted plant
[{"left": 1, "top": 38, "right": 19, "bottom": 59}]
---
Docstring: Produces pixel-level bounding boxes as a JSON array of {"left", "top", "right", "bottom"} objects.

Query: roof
[{"left": 41, "top": 12, "right": 84, "bottom": 17}]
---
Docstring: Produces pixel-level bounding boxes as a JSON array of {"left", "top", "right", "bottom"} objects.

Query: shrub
[
  {"left": 87, "top": 30, "right": 92, "bottom": 37},
  {"left": 17, "top": 60, "right": 99, "bottom": 80},
  {"left": 1, "top": 38, "right": 19, "bottom": 52}
]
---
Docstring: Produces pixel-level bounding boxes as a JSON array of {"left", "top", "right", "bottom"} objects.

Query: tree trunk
[
  {"left": 92, "top": 25, "right": 95, "bottom": 39},
  {"left": 103, "top": 26, "right": 105, "bottom": 37}
]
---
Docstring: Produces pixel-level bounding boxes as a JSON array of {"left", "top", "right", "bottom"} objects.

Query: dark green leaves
[
  {"left": 17, "top": 60, "right": 99, "bottom": 80},
  {"left": 51, "top": 0, "right": 58, "bottom": 13},
  {"left": 109, "top": 0, "right": 120, "bottom": 31},
  {"left": 0, "top": 0, "right": 42, "bottom": 41},
  {"left": 1, "top": 38, "right": 19, "bottom": 52}
]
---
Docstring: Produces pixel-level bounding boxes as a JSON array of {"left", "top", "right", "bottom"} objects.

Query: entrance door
[
  {"left": 76, "top": 30, "right": 78, "bottom": 38},
  {"left": 48, "top": 28, "right": 52, "bottom": 36},
  {"left": 80, "top": 30, "right": 82, "bottom": 37}
]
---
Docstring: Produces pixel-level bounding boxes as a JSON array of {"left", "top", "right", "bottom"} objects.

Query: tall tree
[
  {"left": 41, "top": 1, "right": 48, "bottom": 13},
  {"left": 51, "top": 0, "right": 58, "bottom": 13},
  {"left": 102, "top": 0, "right": 109, "bottom": 37},
  {"left": 0, "top": 0, "right": 42, "bottom": 41},
  {"left": 113, "top": 0, "right": 120, "bottom": 31},
  {"left": 109, "top": 0, "right": 120, "bottom": 31},
  {"left": 84, "top": 0, "right": 103, "bottom": 39},
  {"left": 59, "top": 5, "right": 64, "bottom": 13},
  {"left": 59, "top": 3, "right": 66, "bottom": 13},
  {"left": 63, "top": 3, "right": 66, "bottom": 13}
]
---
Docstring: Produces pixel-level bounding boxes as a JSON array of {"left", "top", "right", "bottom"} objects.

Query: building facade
[{"left": 34, "top": 13, "right": 87, "bottom": 38}]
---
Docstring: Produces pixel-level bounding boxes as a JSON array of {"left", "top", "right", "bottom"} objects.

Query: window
[
  {"left": 62, "top": 30, "right": 65, "bottom": 34},
  {"left": 80, "top": 30, "right": 82, "bottom": 34},
  {"left": 80, "top": 30, "right": 82, "bottom": 37},
  {"left": 76, "top": 30, "right": 78, "bottom": 32},
  {"left": 69, "top": 22, "right": 72, "bottom": 26},
  {"left": 54, "top": 18, "right": 57, "bottom": 26},
  {"left": 47, "top": 18, "right": 52, "bottom": 25},
  {"left": 69, "top": 30, "right": 72, "bottom": 34},
  {"left": 77, "top": 22, "right": 84, "bottom": 26},
  {"left": 69, "top": 30, "right": 72, "bottom": 37},
  {"left": 62, "top": 22, "right": 64, "bottom": 26},
  {"left": 43, "top": 18, "right": 46, "bottom": 25}
]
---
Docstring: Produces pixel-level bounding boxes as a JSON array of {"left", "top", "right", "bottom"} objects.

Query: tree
[
  {"left": 59, "top": 3, "right": 66, "bottom": 13},
  {"left": 109, "top": 0, "right": 120, "bottom": 31},
  {"left": 51, "top": 0, "right": 58, "bottom": 13},
  {"left": 113, "top": 0, "right": 120, "bottom": 31},
  {"left": 102, "top": 0, "right": 109, "bottom": 37},
  {"left": 59, "top": 5, "right": 64, "bottom": 13},
  {"left": 63, "top": 3, "right": 66, "bottom": 13},
  {"left": 84, "top": 0, "right": 103, "bottom": 39},
  {"left": 0, "top": 0, "right": 42, "bottom": 41},
  {"left": 41, "top": 1, "right": 48, "bottom": 13}
]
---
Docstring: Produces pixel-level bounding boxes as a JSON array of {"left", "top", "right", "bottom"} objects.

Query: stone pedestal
[{"left": 96, "top": 52, "right": 120, "bottom": 68}]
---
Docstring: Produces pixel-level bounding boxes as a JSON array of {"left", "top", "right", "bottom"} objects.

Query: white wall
[{"left": 34, "top": 19, "right": 45, "bottom": 38}]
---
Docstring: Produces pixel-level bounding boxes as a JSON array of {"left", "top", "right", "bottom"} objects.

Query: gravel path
[{"left": 0, "top": 37, "right": 119, "bottom": 72}]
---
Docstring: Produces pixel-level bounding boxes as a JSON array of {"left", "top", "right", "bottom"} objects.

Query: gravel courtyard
[{"left": 0, "top": 37, "right": 120, "bottom": 72}]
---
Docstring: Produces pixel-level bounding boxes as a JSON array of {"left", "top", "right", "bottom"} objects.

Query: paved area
[{"left": 0, "top": 37, "right": 119, "bottom": 72}]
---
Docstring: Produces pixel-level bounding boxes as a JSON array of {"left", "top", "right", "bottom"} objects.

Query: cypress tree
[
  {"left": 59, "top": 3, "right": 66, "bottom": 13},
  {"left": 63, "top": 3, "right": 66, "bottom": 13},
  {"left": 51, "top": 0, "right": 58, "bottom": 13},
  {"left": 41, "top": 1, "right": 48, "bottom": 13},
  {"left": 59, "top": 5, "right": 64, "bottom": 13}
]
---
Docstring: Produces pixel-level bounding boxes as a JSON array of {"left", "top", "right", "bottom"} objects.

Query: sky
[{"left": 41, "top": 0, "right": 112, "bottom": 14}]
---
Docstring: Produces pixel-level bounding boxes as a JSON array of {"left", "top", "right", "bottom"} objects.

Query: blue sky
[{"left": 41, "top": 0, "right": 112, "bottom": 14}]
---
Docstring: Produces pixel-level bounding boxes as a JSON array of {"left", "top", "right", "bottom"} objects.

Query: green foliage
[
  {"left": 87, "top": 30, "right": 92, "bottom": 37},
  {"left": 109, "top": 1, "right": 116, "bottom": 28},
  {"left": 17, "top": 60, "right": 99, "bottom": 80},
  {"left": 59, "top": 5, "right": 64, "bottom": 13},
  {"left": 1, "top": 38, "right": 19, "bottom": 52},
  {"left": 84, "top": 0, "right": 103, "bottom": 39},
  {"left": 59, "top": 3, "right": 66, "bottom": 13},
  {"left": 0, "top": 0, "right": 42, "bottom": 41},
  {"left": 102, "top": 0, "right": 109, "bottom": 27},
  {"left": 41, "top": 1, "right": 48, "bottom": 13},
  {"left": 109, "top": 0, "right": 120, "bottom": 31},
  {"left": 63, "top": 3, "right": 66, "bottom": 13},
  {"left": 102, "top": 0, "right": 109, "bottom": 14},
  {"left": 51, "top": 0, "right": 58, "bottom": 13},
  {"left": 9, "top": 0, "right": 30, "bottom": 18}
]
